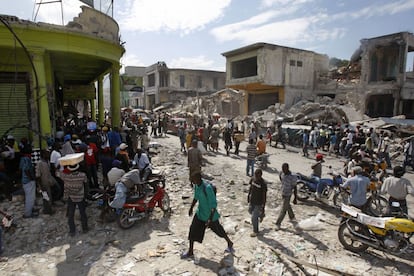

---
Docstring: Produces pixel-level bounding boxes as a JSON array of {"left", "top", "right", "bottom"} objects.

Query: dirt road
[{"left": 0, "top": 134, "right": 413, "bottom": 275}]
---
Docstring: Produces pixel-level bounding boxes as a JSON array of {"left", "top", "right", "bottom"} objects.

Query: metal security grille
[{"left": 0, "top": 73, "right": 30, "bottom": 140}]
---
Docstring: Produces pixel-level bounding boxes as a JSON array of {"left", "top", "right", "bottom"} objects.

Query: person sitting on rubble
[{"left": 133, "top": 148, "right": 152, "bottom": 182}]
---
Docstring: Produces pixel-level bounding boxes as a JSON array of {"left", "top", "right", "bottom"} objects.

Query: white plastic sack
[
  {"left": 297, "top": 213, "right": 325, "bottom": 231},
  {"left": 109, "top": 182, "right": 127, "bottom": 209}
]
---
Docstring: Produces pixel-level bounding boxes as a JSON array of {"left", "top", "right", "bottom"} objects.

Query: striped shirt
[
  {"left": 246, "top": 144, "right": 257, "bottom": 160},
  {"left": 61, "top": 171, "right": 86, "bottom": 202},
  {"left": 280, "top": 172, "right": 298, "bottom": 197}
]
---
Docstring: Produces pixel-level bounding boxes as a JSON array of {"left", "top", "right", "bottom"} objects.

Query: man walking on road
[
  {"left": 275, "top": 163, "right": 297, "bottom": 230},
  {"left": 246, "top": 139, "right": 257, "bottom": 177},
  {"left": 248, "top": 168, "right": 267, "bottom": 237},
  {"left": 181, "top": 172, "right": 234, "bottom": 259},
  {"left": 188, "top": 140, "right": 203, "bottom": 186}
]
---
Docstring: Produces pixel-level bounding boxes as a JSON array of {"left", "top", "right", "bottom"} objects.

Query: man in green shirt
[{"left": 181, "top": 172, "right": 234, "bottom": 259}]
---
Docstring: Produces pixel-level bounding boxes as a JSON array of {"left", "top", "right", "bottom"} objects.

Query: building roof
[{"left": 221, "top": 42, "right": 323, "bottom": 57}]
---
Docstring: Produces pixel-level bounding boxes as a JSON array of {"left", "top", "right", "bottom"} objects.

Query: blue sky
[{"left": 2, "top": 0, "right": 414, "bottom": 72}]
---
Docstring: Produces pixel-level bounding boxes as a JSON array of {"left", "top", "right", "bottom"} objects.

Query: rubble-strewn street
[{"left": 0, "top": 134, "right": 413, "bottom": 276}]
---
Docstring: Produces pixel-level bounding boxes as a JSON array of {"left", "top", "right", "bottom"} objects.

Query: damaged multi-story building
[
  {"left": 352, "top": 32, "right": 414, "bottom": 119},
  {"left": 221, "top": 43, "right": 329, "bottom": 115},
  {"left": 142, "top": 62, "right": 226, "bottom": 109}
]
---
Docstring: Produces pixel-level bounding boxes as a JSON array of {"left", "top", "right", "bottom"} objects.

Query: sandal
[{"left": 180, "top": 252, "right": 194, "bottom": 259}]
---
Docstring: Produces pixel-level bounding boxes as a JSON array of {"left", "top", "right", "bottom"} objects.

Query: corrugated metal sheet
[{"left": 0, "top": 83, "right": 30, "bottom": 140}]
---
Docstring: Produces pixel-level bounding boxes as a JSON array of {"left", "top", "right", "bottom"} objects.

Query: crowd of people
[{"left": 0, "top": 113, "right": 414, "bottom": 262}]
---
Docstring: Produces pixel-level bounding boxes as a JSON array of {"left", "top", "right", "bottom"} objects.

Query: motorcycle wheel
[
  {"left": 160, "top": 192, "right": 170, "bottom": 213},
  {"left": 338, "top": 220, "right": 369, "bottom": 253},
  {"left": 117, "top": 209, "right": 137, "bottom": 229},
  {"left": 367, "top": 195, "right": 388, "bottom": 217},
  {"left": 333, "top": 191, "right": 349, "bottom": 209},
  {"left": 296, "top": 181, "right": 309, "bottom": 201}
]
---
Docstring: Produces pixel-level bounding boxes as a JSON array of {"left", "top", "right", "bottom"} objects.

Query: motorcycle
[
  {"left": 295, "top": 172, "right": 344, "bottom": 205},
  {"left": 256, "top": 153, "right": 270, "bottom": 169},
  {"left": 117, "top": 171, "right": 170, "bottom": 229},
  {"left": 338, "top": 203, "right": 414, "bottom": 254},
  {"left": 88, "top": 187, "right": 117, "bottom": 223}
]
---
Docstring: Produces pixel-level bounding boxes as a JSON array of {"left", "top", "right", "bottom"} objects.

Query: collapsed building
[
  {"left": 208, "top": 32, "right": 414, "bottom": 126},
  {"left": 353, "top": 32, "right": 414, "bottom": 118},
  {"left": 221, "top": 43, "right": 329, "bottom": 115}
]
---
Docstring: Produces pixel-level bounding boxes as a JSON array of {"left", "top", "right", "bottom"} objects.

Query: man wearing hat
[
  {"left": 115, "top": 143, "right": 130, "bottom": 172},
  {"left": 341, "top": 166, "right": 370, "bottom": 210},
  {"left": 60, "top": 153, "right": 88, "bottom": 236}
]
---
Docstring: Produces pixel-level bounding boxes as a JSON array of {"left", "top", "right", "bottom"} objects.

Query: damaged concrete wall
[
  {"left": 168, "top": 69, "right": 225, "bottom": 93},
  {"left": 67, "top": 6, "right": 120, "bottom": 43}
]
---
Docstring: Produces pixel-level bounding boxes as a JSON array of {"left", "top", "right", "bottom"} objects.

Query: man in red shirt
[{"left": 85, "top": 136, "right": 99, "bottom": 189}]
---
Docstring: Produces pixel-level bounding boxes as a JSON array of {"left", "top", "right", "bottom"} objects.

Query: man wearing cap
[
  {"left": 61, "top": 134, "right": 74, "bottom": 156},
  {"left": 115, "top": 143, "right": 130, "bottom": 172},
  {"left": 341, "top": 166, "right": 370, "bottom": 210},
  {"left": 60, "top": 153, "right": 88, "bottom": 236}
]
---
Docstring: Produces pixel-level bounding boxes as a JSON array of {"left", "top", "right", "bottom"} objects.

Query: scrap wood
[{"left": 269, "top": 246, "right": 354, "bottom": 276}]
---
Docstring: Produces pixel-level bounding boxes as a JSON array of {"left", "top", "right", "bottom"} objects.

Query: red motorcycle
[{"left": 117, "top": 173, "right": 170, "bottom": 229}]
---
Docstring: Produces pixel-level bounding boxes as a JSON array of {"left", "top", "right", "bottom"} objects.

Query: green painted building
[{"left": 0, "top": 6, "right": 125, "bottom": 148}]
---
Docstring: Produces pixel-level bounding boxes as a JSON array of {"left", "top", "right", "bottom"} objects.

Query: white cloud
[
  {"left": 211, "top": 0, "right": 414, "bottom": 47},
  {"left": 120, "top": 53, "right": 146, "bottom": 69},
  {"left": 331, "top": 0, "right": 414, "bottom": 21},
  {"left": 260, "top": 0, "right": 314, "bottom": 8},
  {"left": 169, "top": 55, "right": 223, "bottom": 71},
  {"left": 211, "top": 12, "right": 345, "bottom": 47},
  {"left": 118, "top": 0, "right": 231, "bottom": 35}
]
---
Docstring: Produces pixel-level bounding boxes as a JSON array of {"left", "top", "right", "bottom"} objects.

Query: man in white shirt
[{"left": 133, "top": 148, "right": 152, "bottom": 181}]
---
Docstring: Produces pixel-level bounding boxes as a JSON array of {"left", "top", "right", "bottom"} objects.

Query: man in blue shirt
[
  {"left": 181, "top": 172, "right": 234, "bottom": 259},
  {"left": 341, "top": 166, "right": 369, "bottom": 209}
]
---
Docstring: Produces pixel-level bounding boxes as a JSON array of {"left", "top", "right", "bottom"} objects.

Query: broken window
[
  {"left": 159, "top": 71, "right": 168, "bottom": 87},
  {"left": 366, "top": 94, "right": 394, "bottom": 117},
  {"left": 369, "top": 45, "right": 399, "bottom": 82},
  {"left": 290, "top": 60, "right": 296, "bottom": 66},
  {"left": 296, "top": 60, "right": 303, "bottom": 67},
  {"left": 231, "top": 56, "right": 257, "bottom": 79},
  {"left": 148, "top": 73, "right": 155, "bottom": 87},
  {"left": 248, "top": 91, "right": 279, "bottom": 114},
  {"left": 180, "top": 75, "right": 185, "bottom": 87},
  {"left": 402, "top": 100, "right": 414, "bottom": 119}
]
